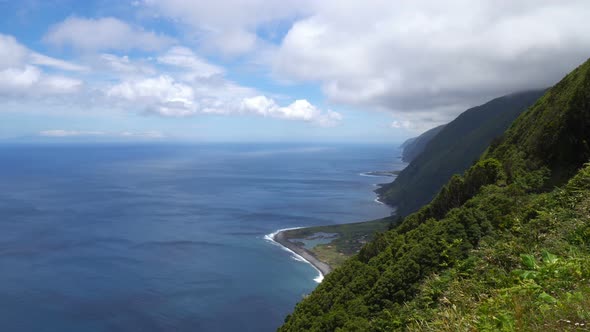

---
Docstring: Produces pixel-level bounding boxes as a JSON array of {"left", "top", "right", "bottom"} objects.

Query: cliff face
[
  {"left": 280, "top": 58, "right": 590, "bottom": 331},
  {"left": 400, "top": 124, "right": 445, "bottom": 163},
  {"left": 378, "top": 89, "right": 546, "bottom": 216}
]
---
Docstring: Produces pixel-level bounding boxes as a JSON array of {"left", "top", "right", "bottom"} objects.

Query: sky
[{"left": 0, "top": 0, "right": 589, "bottom": 143}]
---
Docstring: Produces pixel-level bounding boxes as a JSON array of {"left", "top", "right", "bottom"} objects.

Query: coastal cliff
[
  {"left": 377, "top": 89, "right": 546, "bottom": 216},
  {"left": 280, "top": 58, "right": 590, "bottom": 331}
]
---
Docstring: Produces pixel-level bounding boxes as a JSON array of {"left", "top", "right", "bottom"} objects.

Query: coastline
[
  {"left": 264, "top": 167, "right": 400, "bottom": 283},
  {"left": 265, "top": 228, "right": 332, "bottom": 283},
  {"left": 264, "top": 195, "right": 394, "bottom": 283}
]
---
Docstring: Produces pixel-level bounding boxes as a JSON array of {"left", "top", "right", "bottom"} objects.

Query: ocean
[{"left": 0, "top": 143, "right": 403, "bottom": 331}]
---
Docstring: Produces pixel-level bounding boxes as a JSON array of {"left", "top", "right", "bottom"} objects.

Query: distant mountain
[
  {"left": 400, "top": 124, "right": 445, "bottom": 162},
  {"left": 281, "top": 57, "right": 590, "bottom": 332},
  {"left": 377, "top": 89, "right": 546, "bottom": 216}
]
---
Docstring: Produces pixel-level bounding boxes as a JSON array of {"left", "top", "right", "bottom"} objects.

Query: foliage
[
  {"left": 378, "top": 90, "right": 546, "bottom": 216},
  {"left": 485, "top": 57, "right": 590, "bottom": 187},
  {"left": 279, "top": 58, "right": 590, "bottom": 331}
]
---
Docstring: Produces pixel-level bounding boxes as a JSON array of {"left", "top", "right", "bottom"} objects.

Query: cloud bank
[
  {"left": 3, "top": 0, "right": 590, "bottom": 135},
  {"left": 271, "top": 0, "right": 590, "bottom": 123},
  {"left": 141, "top": 0, "right": 590, "bottom": 127}
]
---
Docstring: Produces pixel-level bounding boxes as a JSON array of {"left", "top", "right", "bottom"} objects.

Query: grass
[{"left": 282, "top": 218, "right": 392, "bottom": 268}]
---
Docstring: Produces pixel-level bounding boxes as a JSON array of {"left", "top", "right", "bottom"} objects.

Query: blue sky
[{"left": 0, "top": 0, "right": 588, "bottom": 143}]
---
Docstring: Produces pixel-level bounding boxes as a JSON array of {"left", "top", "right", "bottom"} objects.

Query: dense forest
[
  {"left": 378, "top": 90, "right": 546, "bottom": 216},
  {"left": 280, "top": 58, "right": 590, "bottom": 331}
]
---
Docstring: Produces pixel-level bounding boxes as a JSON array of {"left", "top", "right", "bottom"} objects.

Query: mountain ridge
[
  {"left": 378, "top": 89, "right": 547, "bottom": 216},
  {"left": 280, "top": 58, "right": 590, "bottom": 331}
]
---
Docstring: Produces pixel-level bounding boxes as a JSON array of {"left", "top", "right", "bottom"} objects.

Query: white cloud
[
  {"left": 271, "top": 0, "right": 590, "bottom": 125},
  {"left": 7, "top": 1, "right": 587, "bottom": 134},
  {"left": 0, "top": 66, "right": 41, "bottom": 91},
  {"left": 106, "top": 75, "right": 196, "bottom": 116},
  {"left": 210, "top": 29, "right": 258, "bottom": 56},
  {"left": 0, "top": 33, "right": 84, "bottom": 96},
  {"left": 0, "top": 34, "right": 86, "bottom": 73},
  {"left": 97, "top": 54, "right": 156, "bottom": 76},
  {"left": 240, "top": 96, "right": 342, "bottom": 127},
  {"left": 29, "top": 53, "right": 88, "bottom": 72},
  {"left": 0, "top": 65, "right": 82, "bottom": 95},
  {"left": 2, "top": 27, "right": 336, "bottom": 128},
  {"left": 157, "top": 46, "right": 224, "bottom": 79},
  {"left": 139, "top": 0, "right": 590, "bottom": 127},
  {"left": 44, "top": 17, "right": 173, "bottom": 51},
  {"left": 141, "top": 0, "right": 310, "bottom": 55},
  {"left": 99, "top": 46, "right": 336, "bottom": 125},
  {"left": 0, "top": 34, "right": 28, "bottom": 69},
  {"left": 38, "top": 75, "right": 83, "bottom": 94},
  {"left": 104, "top": 66, "right": 339, "bottom": 126}
]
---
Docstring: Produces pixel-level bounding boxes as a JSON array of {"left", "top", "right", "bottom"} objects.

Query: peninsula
[
  {"left": 273, "top": 230, "right": 332, "bottom": 277},
  {"left": 271, "top": 218, "right": 393, "bottom": 277}
]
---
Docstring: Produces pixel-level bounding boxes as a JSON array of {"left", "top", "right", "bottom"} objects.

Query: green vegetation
[
  {"left": 378, "top": 89, "right": 546, "bottom": 216},
  {"left": 282, "top": 219, "right": 392, "bottom": 268},
  {"left": 280, "top": 58, "right": 590, "bottom": 331},
  {"left": 401, "top": 124, "right": 446, "bottom": 163}
]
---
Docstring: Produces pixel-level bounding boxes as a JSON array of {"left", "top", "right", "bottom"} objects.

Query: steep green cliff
[
  {"left": 280, "top": 58, "right": 590, "bottom": 331},
  {"left": 378, "top": 90, "right": 546, "bottom": 217},
  {"left": 400, "top": 125, "right": 446, "bottom": 163}
]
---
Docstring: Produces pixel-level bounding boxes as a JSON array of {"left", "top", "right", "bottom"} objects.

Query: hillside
[
  {"left": 280, "top": 58, "right": 590, "bottom": 331},
  {"left": 401, "top": 125, "right": 446, "bottom": 163},
  {"left": 377, "top": 90, "right": 546, "bottom": 216}
]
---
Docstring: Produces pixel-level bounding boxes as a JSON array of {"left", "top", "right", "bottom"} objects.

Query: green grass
[{"left": 282, "top": 218, "right": 392, "bottom": 268}]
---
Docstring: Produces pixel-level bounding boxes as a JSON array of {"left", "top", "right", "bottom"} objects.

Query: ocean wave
[
  {"left": 358, "top": 172, "right": 384, "bottom": 178},
  {"left": 359, "top": 171, "right": 396, "bottom": 178},
  {"left": 264, "top": 228, "right": 324, "bottom": 283}
]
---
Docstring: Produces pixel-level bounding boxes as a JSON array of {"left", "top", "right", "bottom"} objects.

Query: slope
[
  {"left": 280, "top": 58, "right": 590, "bottom": 331},
  {"left": 378, "top": 89, "right": 546, "bottom": 216},
  {"left": 401, "top": 124, "right": 446, "bottom": 163}
]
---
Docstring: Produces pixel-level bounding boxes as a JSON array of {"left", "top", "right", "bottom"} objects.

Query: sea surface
[{"left": 0, "top": 143, "right": 404, "bottom": 331}]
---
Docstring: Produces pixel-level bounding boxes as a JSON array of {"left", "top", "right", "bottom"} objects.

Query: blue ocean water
[{"left": 0, "top": 143, "right": 402, "bottom": 331}]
